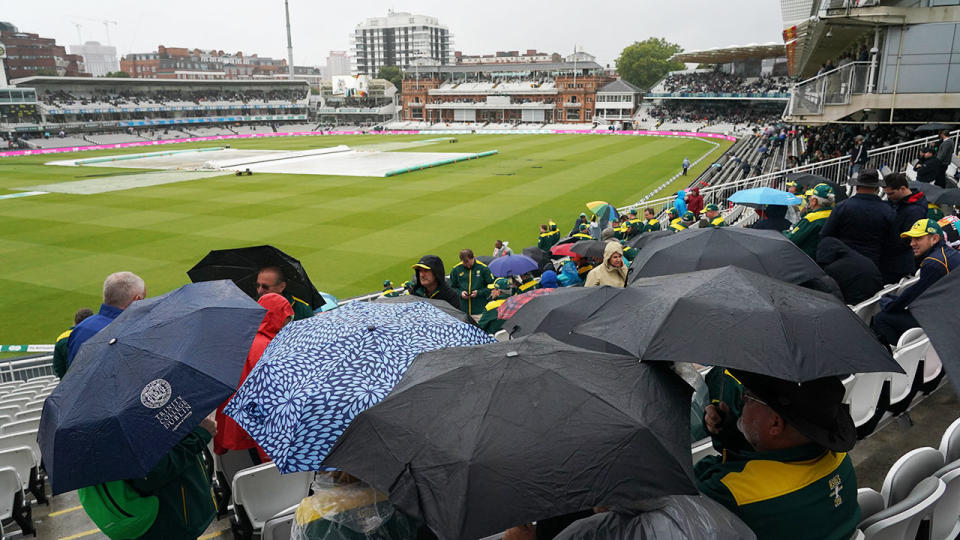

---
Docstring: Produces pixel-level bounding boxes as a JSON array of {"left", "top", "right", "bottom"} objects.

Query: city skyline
[{"left": 2, "top": 1, "right": 783, "bottom": 71}]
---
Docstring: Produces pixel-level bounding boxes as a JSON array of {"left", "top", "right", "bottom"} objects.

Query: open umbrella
[
  {"left": 476, "top": 255, "right": 495, "bottom": 266},
  {"left": 488, "top": 255, "right": 539, "bottom": 277},
  {"left": 914, "top": 123, "right": 954, "bottom": 132},
  {"left": 39, "top": 280, "right": 265, "bottom": 494},
  {"left": 729, "top": 187, "right": 802, "bottom": 207},
  {"left": 627, "top": 227, "right": 826, "bottom": 286},
  {"left": 570, "top": 239, "right": 607, "bottom": 260},
  {"left": 373, "top": 294, "right": 467, "bottom": 321},
  {"left": 496, "top": 287, "right": 556, "bottom": 320},
  {"left": 935, "top": 188, "right": 960, "bottom": 207},
  {"left": 624, "top": 230, "right": 674, "bottom": 251},
  {"left": 572, "top": 266, "right": 902, "bottom": 382},
  {"left": 908, "top": 269, "right": 960, "bottom": 394},
  {"left": 521, "top": 246, "right": 549, "bottom": 269},
  {"left": 786, "top": 173, "right": 848, "bottom": 203},
  {"left": 187, "top": 245, "right": 325, "bottom": 310},
  {"left": 550, "top": 243, "right": 578, "bottom": 258},
  {"left": 910, "top": 181, "right": 945, "bottom": 201},
  {"left": 505, "top": 286, "right": 631, "bottom": 353},
  {"left": 223, "top": 301, "right": 493, "bottom": 473},
  {"left": 322, "top": 334, "right": 697, "bottom": 540},
  {"left": 587, "top": 201, "right": 619, "bottom": 222}
]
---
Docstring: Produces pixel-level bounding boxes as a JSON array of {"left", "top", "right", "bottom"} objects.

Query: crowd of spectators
[
  {"left": 644, "top": 102, "right": 784, "bottom": 129},
  {"left": 661, "top": 71, "right": 790, "bottom": 95},
  {"left": 39, "top": 87, "right": 308, "bottom": 108}
]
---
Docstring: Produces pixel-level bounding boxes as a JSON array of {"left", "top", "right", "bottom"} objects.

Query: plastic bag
[{"left": 290, "top": 477, "right": 420, "bottom": 540}]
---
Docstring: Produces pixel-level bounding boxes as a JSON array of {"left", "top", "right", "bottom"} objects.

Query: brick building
[
  {"left": 120, "top": 45, "right": 287, "bottom": 80},
  {"left": 0, "top": 23, "right": 87, "bottom": 79}
]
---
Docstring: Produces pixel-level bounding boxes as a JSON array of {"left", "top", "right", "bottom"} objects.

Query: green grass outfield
[{"left": 0, "top": 133, "right": 730, "bottom": 346}]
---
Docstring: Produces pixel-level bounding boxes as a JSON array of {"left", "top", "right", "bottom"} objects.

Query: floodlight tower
[{"left": 284, "top": 0, "right": 294, "bottom": 79}]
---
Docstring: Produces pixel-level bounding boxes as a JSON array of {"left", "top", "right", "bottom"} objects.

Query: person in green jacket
[
  {"left": 571, "top": 223, "right": 593, "bottom": 240},
  {"left": 256, "top": 267, "right": 314, "bottom": 320},
  {"left": 132, "top": 418, "right": 219, "bottom": 540},
  {"left": 477, "top": 277, "right": 514, "bottom": 333},
  {"left": 702, "top": 203, "right": 728, "bottom": 228},
  {"left": 537, "top": 223, "right": 560, "bottom": 251},
  {"left": 52, "top": 307, "right": 94, "bottom": 378},
  {"left": 449, "top": 249, "right": 495, "bottom": 318},
  {"left": 625, "top": 209, "right": 644, "bottom": 238},
  {"left": 785, "top": 183, "right": 835, "bottom": 259},
  {"left": 642, "top": 208, "right": 661, "bottom": 232},
  {"left": 696, "top": 371, "right": 860, "bottom": 540}
]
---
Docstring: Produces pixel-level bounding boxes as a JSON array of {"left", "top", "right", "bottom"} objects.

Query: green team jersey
[
  {"left": 643, "top": 218, "right": 661, "bottom": 232},
  {"left": 289, "top": 295, "right": 314, "bottom": 320},
  {"left": 785, "top": 209, "right": 831, "bottom": 259},
  {"left": 537, "top": 230, "right": 560, "bottom": 251},
  {"left": 449, "top": 261, "right": 495, "bottom": 315}
]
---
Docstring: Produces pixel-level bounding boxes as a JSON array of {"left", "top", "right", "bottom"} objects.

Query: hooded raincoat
[
  {"left": 584, "top": 242, "right": 628, "bottom": 288},
  {"left": 686, "top": 187, "right": 705, "bottom": 218},
  {"left": 411, "top": 255, "right": 461, "bottom": 309},
  {"left": 215, "top": 293, "right": 293, "bottom": 455}
]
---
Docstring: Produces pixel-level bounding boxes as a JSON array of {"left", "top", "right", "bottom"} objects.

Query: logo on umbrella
[{"left": 141, "top": 379, "right": 172, "bottom": 409}]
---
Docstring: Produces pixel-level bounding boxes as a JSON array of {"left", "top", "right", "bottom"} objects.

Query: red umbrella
[
  {"left": 498, "top": 288, "right": 556, "bottom": 320},
  {"left": 550, "top": 243, "right": 577, "bottom": 257}
]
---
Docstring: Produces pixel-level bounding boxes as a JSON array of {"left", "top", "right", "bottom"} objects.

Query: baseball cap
[
  {"left": 579, "top": 223, "right": 588, "bottom": 231},
  {"left": 667, "top": 207, "right": 679, "bottom": 216},
  {"left": 811, "top": 183, "right": 834, "bottom": 198},
  {"left": 901, "top": 218, "right": 944, "bottom": 238},
  {"left": 383, "top": 280, "right": 393, "bottom": 288},
  {"left": 705, "top": 203, "right": 720, "bottom": 212},
  {"left": 920, "top": 145, "right": 935, "bottom": 154},
  {"left": 682, "top": 211, "right": 695, "bottom": 221},
  {"left": 412, "top": 263, "right": 431, "bottom": 271},
  {"left": 785, "top": 180, "right": 798, "bottom": 188},
  {"left": 487, "top": 277, "right": 512, "bottom": 291},
  {"left": 580, "top": 212, "right": 586, "bottom": 217}
]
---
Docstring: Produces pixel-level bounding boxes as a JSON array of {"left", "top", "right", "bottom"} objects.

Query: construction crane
[
  {"left": 71, "top": 16, "right": 119, "bottom": 45},
  {"left": 70, "top": 22, "right": 83, "bottom": 43}
]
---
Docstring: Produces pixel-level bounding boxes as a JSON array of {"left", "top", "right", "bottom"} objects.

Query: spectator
[
  {"left": 477, "top": 277, "right": 513, "bottom": 333},
  {"left": 820, "top": 169, "right": 896, "bottom": 272},
  {"left": 674, "top": 211, "right": 697, "bottom": 231},
  {"left": 697, "top": 372, "right": 859, "bottom": 540},
  {"left": 584, "top": 242, "right": 627, "bottom": 288},
  {"left": 914, "top": 146, "right": 941, "bottom": 185},
  {"left": 872, "top": 219, "right": 960, "bottom": 346},
  {"left": 749, "top": 205, "right": 791, "bottom": 232},
  {"left": 674, "top": 190, "right": 687, "bottom": 216},
  {"left": 816, "top": 237, "right": 883, "bottom": 305},
  {"left": 381, "top": 280, "right": 394, "bottom": 294},
  {"left": 572, "top": 223, "right": 593, "bottom": 240},
  {"left": 214, "top": 293, "right": 293, "bottom": 483},
  {"left": 255, "top": 266, "right": 313, "bottom": 321},
  {"left": 129, "top": 416, "right": 219, "bottom": 540},
  {"left": 936, "top": 130, "right": 955, "bottom": 188},
  {"left": 52, "top": 308, "right": 94, "bottom": 379},
  {"left": 540, "top": 270, "right": 559, "bottom": 289},
  {"left": 66, "top": 271, "right": 146, "bottom": 367},
  {"left": 848, "top": 135, "right": 869, "bottom": 178},
  {"left": 570, "top": 213, "right": 589, "bottom": 236},
  {"left": 883, "top": 173, "right": 928, "bottom": 283},
  {"left": 411, "top": 255, "right": 460, "bottom": 309},
  {"left": 701, "top": 204, "right": 728, "bottom": 228},
  {"left": 786, "top": 183, "right": 835, "bottom": 259},
  {"left": 682, "top": 157, "right": 691, "bottom": 176},
  {"left": 492, "top": 240, "right": 513, "bottom": 258},
  {"left": 450, "top": 249, "right": 495, "bottom": 320},
  {"left": 538, "top": 223, "right": 559, "bottom": 251},
  {"left": 642, "top": 208, "right": 661, "bottom": 232},
  {"left": 624, "top": 209, "right": 643, "bottom": 238},
  {"left": 686, "top": 187, "right": 705, "bottom": 218}
]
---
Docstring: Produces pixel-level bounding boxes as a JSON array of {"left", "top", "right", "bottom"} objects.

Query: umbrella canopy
[
  {"left": 318, "top": 292, "right": 339, "bottom": 312},
  {"left": 39, "top": 280, "right": 265, "bottom": 494},
  {"left": 373, "top": 294, "right": 468, "bottom": 322},
  {"left": 223, "top": 301, "right": 493, "bottom": 473},
  {"left": 914, "top": 123, "right": 954, "bottom": 132},
  {"left": 786, "top": 173, "right": 848, "bottom": 203},
  {"left": 910, "top": 181, "right": 945, "bottom": 201},
  {"left": 624, "top": 230, "right": 675, "bottom": 251},
  {"left": 550, "top": 243, "right": 578, "bottom": 258},
  {"left": 627, "top": 227, "right": 826, "bottom": 286},
  {"left": 572, "top": 266, "right": 903, "bottom": 382},
  {"left": 488, "top": 255, "right": 539, "bottom": 277},
  {"left": 729, "top": 187, "right": 802, "bottom": 207},
  {"left": 476, "top": 255, "right": 495, "bottom": 266},
  {"left": 587, "top": 201, "right": 619, "bottom": 222},
  {"left": 570, "top": 239, "right": 607, "bottom": 260},
  {"left": 909, "top": 269, "right": 960, "bottom": 395},
  {"left": 187, "top": 245, "right": 325, "bottom": 310},
  {"left": 322, "top": 334, "right": 697, "bottom": 540},
  {"left": 521, "top": 246, "right": 549, "bottom": 269},
  {"left": 496, "top": 287, "right": 556, "bottom": 320},
  {"left": 936, "top": 189, "right": 960, "bottom": 207}
]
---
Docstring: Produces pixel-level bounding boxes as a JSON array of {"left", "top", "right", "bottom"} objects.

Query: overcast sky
[{"left": 4, "top": 1, "right": 784, "bottom": 68}]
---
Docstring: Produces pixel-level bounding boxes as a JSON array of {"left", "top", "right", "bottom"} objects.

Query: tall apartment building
[
  {"left": 326, "top": 51, "right": 351, "bottom": 79},
  {"left": 351, "top": 11, "right": 452, "bottom": 76},
  {"left": 0, "top": 23, "right": 87, "bottom": 79},
  {"left": 69, "top": 41, "right": 118, "bottom": 77}
]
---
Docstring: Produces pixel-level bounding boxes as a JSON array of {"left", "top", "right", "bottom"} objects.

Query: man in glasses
[
  {"left": 696, "top": 371, "right": 860, "bottom": 540},
  {"left": 256, "top": 266, "right": 313, "bottom": 321}
]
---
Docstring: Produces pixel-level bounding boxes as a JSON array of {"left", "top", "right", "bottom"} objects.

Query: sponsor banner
[{"left": 0, "top": 344, "right": 54, "bottom": 353}]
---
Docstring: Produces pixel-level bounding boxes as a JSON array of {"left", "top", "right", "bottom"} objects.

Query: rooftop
[{"left": 670, "top": 43, "right": 786, "bottom": 64}]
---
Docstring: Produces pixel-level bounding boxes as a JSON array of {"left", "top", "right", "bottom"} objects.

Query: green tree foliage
[
  {"left": 377, "top": 66, "right": 403, "bottom": 90},
  {"left": 615, "top": 38, "right": 685, "bottom": 90},
  {"left": 105, "top": 71, "right": 131, "bottom": 78}
]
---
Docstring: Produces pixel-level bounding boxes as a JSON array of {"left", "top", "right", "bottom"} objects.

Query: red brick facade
[{"left": 1, "top": 31, "right": 87, "bottom": 79}]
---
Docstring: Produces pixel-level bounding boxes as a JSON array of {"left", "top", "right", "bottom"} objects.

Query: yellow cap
[
  {"left": 900, "top": 219, "right": 943, "bottom": 238},
  {"left": 412, "top": 263, "right": 431, "bottom": 270}
]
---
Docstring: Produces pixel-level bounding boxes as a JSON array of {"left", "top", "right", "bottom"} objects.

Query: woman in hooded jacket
[{"left": 584, "top": 242, "right": 628, "bottom": 288}]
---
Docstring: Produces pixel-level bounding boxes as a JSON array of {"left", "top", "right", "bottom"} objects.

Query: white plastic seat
[
  {"left": 231, "top": 462, "right": 312, "bottom": 533},
  {"left": 13, "top": 411, "right": 40, "bottom": 422},
  {"left": 260, "top": 504, "right": 298, "bottom": 540},
  {"left": 858, "top": 488, "right": 885, "bottom": 523},
  {"left": 0, "top": 466, "right": 23, "bottom": 520},
  {"left": 921, "top": 345, "right": 944, "bottom": 393},
  {"left": 932, "top": 460, "right": 960, "bottom": 540},
  {"left": 0, "top": 430, "right": 41, "bottom": 464},
  {"left": 940, "top": 418, "right": 960, "bottom": 463},
  {"left": 0, "top": 399, "right": 29, "bottom": 410},
  {"left": 26, "top": 376, "right": 54, "bottom": 384},
  {"left": 692, "top": 437, "right": 718, "bottom": 464},
  {"left": 0, "top": 407, "right": 18, "bottom": 421},
  {"left": 0, "top": 447, "right": 36, "bottom": 492},
  {"left": 0, "top": 416, "right": 9, "bottom": 428},
  {"left": 22, "top": 401, "right": 44, "bottom": 412},
  {"left": 842, "top": 372, "right": 887, "bottom": 436},
  {"left": 887, "top": 328, "right": 928, "bottom": 414},
  {"left": 851, "top": 296, "right": 882, "bottom": 324},
  {"left": 0, "top": 418, "right": 41, "bottom": 435},
  {"left": 882, "top": 447, "right": 945, "bottom": 507},
  {"left": 862, "top": 477, "right": 945, "bottom": 540}
]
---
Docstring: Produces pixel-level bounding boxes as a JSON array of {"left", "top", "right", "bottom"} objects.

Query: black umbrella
[
  {"left": 936, "top": 189, "right": 960, "bottom": 207},
  {"left": 910, "top": 181, "right": 945, "bottom": 201},
  {"left": 521, "top": 246, "right": 550, "bottom": 273},
  {"left": 626, "top": 228, "right": 826, "bottom": 286},
  {"left": 187, "top": 245, "right": 325, "bottom": 309},
  {"left": 373, "top": 295, "right": 472, "bottom": 324},
  {"left": 573, "top": 266, "right": 903, "bottom": 382},
  {"left": 322, "top": 334, "right": 697, "bottom": 540},
  {"left": 624, "top": 230, "right": 674, "bottom": 251},
  {"left": 909, "top": 269, "right": 960, "bottom": 394},
  {"left": 504, "top": 286, "right": 634, "bottom": 353},
  {"left": 476, "top": 255, "right": 495, "bottom": 266},
  {"left": 914, "top": 123, "right": 954, "bottom": 132},
  {"left": 570, "top": 239, "right": 607, "bottom": 260},
  {"left": 786, "top": 173, "right": 848, "bottom": 203}
]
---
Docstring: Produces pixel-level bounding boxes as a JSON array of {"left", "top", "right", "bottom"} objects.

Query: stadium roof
[
  {"left": 670, "top": 43, "right": 786, "bottom": 64},
  {"left": 410, "top": 61, "right": 604, "bottom": 75},
  {"left": 598, "top": 79, "right": 643, "bottom": 93},
  {"left": 10, "top": 76, "right": 308, "bottom": 87}
]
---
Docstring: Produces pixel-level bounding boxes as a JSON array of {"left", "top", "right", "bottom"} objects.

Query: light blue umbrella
[
  {"left": 729, "top": 187, "right": 802, "bottom": 207},
  {"left": 223, "top": 300, "right": 493, "bottom": 473}
]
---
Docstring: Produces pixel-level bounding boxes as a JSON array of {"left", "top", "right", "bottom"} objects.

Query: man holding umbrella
[
  {"left": 449, "top": 249, "right": 495, "bottom": 320},
  {"left": 256, "top": 267, "right": 313, "bottom": 321},
  {"left": 785, "top": 183, "right": 835, "bottom": 259},
  {"left": 697, "top": 371, "right": 860, "bottom": 540}
]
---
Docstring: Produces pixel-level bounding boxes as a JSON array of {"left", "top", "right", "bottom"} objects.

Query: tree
[
  {"left": 615, "top": 38, "right": 685, "bottom": 90},
  {"left": 377, "top": 66, "right": 403, "bottom": 90},
  {"left": 104, "top": 71, "right": 131, "bottom": 78}
]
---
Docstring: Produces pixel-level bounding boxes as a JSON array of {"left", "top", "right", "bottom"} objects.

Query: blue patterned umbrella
[{"left": 223, "top": 300, "right": 493, "bottom": 473}]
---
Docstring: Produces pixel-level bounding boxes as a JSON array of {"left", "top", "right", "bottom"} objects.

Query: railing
[
  {"left": 637, "top": 129, "right": 960, "bottom": 215},
  {"left": 787, "top": 62, "right": 873, "bottom": 117},
  {"left": 645, "top": 92, "right": 789, "bottom": 99},
  {"left": 0, "top": 355, "right": 55, "bottom": 383}
]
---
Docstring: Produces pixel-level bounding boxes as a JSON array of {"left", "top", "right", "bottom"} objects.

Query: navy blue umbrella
[
  {"left": 488, "top": 255, "right": 539, "bottom": 277},
  {"left": 39, "top": 280, "right": 265, "bottom": 495},
  {"left": 224, "top": 301, "right": 494, "bottom": 473}
]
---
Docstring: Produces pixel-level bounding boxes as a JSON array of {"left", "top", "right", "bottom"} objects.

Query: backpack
[{"left": 78, "top": 480, "right": 159, "bottom": 539}]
